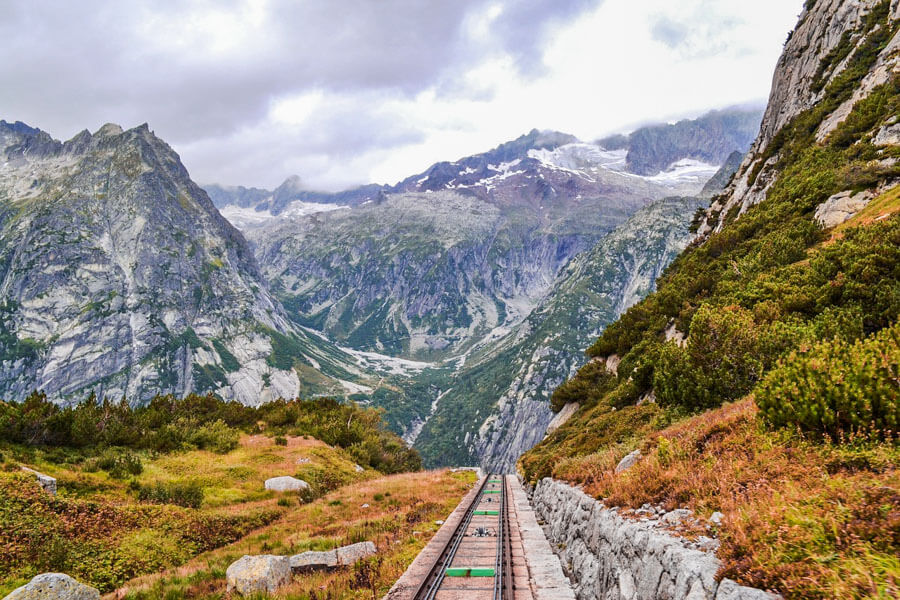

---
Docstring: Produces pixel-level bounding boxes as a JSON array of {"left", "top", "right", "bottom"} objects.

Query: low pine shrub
[
  {"left": 135, "top": 480, "right": 204, "bottom": 508},
  {"left": 84, "top": 447, "right": 143, "bottom": 479},
  {"left": 756, "top": 322, "right": 900, "bottom": 440},
  {"left": 187, "top": 419, "right": 239, "bottom": 453}
]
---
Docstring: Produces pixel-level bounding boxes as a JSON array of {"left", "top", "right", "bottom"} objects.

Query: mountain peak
[{"left": 95, "top": 122, "right": 124, "bottom": 137}]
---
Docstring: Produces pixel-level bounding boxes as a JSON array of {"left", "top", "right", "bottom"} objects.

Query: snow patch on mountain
[{"left": 220, "top": 200, "right": 348, "bottom": 230}]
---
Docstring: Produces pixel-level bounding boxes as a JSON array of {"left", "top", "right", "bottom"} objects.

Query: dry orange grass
[
  {"left": 550, "top": 399, "right": 899, "bottom": 599},
  {"left": 112, "top": 469, "right": 477, "bottom": 600}
]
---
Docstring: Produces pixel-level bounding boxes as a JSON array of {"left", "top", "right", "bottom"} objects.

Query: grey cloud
[
  {"left": 489, "top": 0, "right": 600, "bottom": 73},
  {"left": 650, "top": 17, "right": 689, "bottom": 49},
  {"left": 0, "top": 0, "right": 600, "bottom": 187}
]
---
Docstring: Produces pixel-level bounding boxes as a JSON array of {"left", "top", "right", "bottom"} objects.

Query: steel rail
[
  {"left": 410, "top": 473, "right": 493, "bottom": 600},
  {"left": 493, "top": 475, "right": 514, "bottom": 600}
]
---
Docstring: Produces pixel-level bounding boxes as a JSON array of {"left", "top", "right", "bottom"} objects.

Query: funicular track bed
[{"left": 387, "top": 474, "right": 572, "bottom": 600}]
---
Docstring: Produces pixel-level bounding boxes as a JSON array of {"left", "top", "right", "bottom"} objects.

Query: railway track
[{"left": 410, "top": 474, "right": 516, "bottom": 600}]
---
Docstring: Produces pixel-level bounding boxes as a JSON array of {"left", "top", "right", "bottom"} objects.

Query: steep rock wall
[{"left": 705, "top": 0, "right": 900, "bottom": 231}]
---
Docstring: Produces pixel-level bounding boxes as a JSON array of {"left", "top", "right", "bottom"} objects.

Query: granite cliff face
[
  {"left": 0, "top": 120, "right": 370, "bottom": 404},
  {"left": 706, "top": 0, "right": 900, "bottom": 232}
]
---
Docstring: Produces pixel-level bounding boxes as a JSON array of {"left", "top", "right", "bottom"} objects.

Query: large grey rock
[
  {"left": 3, "top": 573, "right": 99, "bottom": 600},
  {"left": 289, "top": 542, "right": 376, "bottom": 573},
  {"left": 615, "top": 449, "right": 642, "bottom": 474},
  {"left": 874, "top": 122, "right": 900, "bottom": 146},
  {"left": 716, "top": 578, "right": 782, "bottom": 600},
  {"left": 814, "top": 190, "right": 873, "bottom": 228},
  {"left": 265, "top": 476, "right": 309, "bottom": 492},
  {"left": 336, "top": 541, "right": 377, "bottom": 565},
  {"left": 290, "top": 550, "right": 338, "bottom": 573},
  {"left": 21, "top": 466, "right": 57, "bottom": 495},
  {"left": 225, "top": 555, "right": 292, "bottom": 596}
]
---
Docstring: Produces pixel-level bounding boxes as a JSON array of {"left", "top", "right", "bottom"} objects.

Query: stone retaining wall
[{"left": 530, "top": 478, "right": 781, "bottom": 600}]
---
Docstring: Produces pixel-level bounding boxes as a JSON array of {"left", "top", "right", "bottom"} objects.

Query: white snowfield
[
  {"left": 220, "top": 200, "right": 348, "bottom": 230},
  {"left": 528, "top": 142, "right": 719, "bottom": 187}
]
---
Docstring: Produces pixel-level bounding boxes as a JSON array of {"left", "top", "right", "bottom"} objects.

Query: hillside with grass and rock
[{"left": 0, "top": 393, "right": 426, "bottom": 596}]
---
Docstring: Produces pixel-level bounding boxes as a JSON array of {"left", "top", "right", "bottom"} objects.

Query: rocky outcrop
[
  {"left": 264, "top": 476, "right": 309, "bottom": 492},
  {"left": 337, "top": 541, "right": 378, "bottom": 564},
  {"left": 705, "top": 0, "right": 900, "bottom": 232},
  {"left": 814, "top": 189, "right": 875, "bottom": 227},
  {"left": 614, "top": 450, "right": 642, "bottom": 474},
  {"left": 3, "top": 573, "right": 99, "bottom": 600},
  {"left": 225, "top": 555, "right": 292, "bottom": 596},
  {"left": 290, "top": 550, "right": 339, "bottom": 572},
  {"left": 290, "top": 542, "right": 377, "bottom": 573},
  {"left": 596, "top": 109, "right": 760, "bottom": 176},
  {"left": 531, "top": 479, "right": 782, "bottom": 600}
]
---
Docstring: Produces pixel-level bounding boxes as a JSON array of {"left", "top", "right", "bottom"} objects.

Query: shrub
[
  {"left": 136, "top": 480, "right": 204, "bottom": 508},
  {"left": 274, "top": 436, "right": 288, "bottom": 446},
  {"left": 756, "top": 322, "right": 900, "bottom": 440},
  {"left": 187, "top": 419, "right": 239, "bottom": 453},
  {"left": 85, "top": 448, "right": 143, "bottom": 479}
]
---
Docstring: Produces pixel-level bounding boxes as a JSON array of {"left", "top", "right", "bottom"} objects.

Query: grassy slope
[
  {"left": 519, "top": 7, "right": 900, "bottom": 599},
  {"left": 115, "top": 469, "right": 477, "bottom": 600},
  {"left": 0, "top": 434, "right": 375, "bottom": 594}
]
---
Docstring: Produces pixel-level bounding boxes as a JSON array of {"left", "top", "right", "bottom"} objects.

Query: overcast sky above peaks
[{"left": 0, "top": 0, "right": 804, "bottom": 191}]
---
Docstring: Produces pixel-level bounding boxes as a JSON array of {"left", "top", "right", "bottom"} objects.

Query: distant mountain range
[{"left": 0, "top": 105, "right": 760, "bottom": 469}]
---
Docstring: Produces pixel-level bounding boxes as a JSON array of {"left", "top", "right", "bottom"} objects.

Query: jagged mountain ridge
[
  {"left": 0, "top": 120, "right": 374, "bottom": 404},
  {"left": 238, "top": 123, "right": 741, "bottom": 363}
]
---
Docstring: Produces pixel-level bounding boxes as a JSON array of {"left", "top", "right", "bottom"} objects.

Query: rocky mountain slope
[
  {"left": 207, "top": 112, "right": 759, "bottom": 467},
  {"left": 414, "top": 195, "right": 706, "bottom": 470},
  {"left": 0, "top": 120, "right": 374, "bottom": 404},
  {"left": 703, "top": 0, "right": 900, "bottom": 233}
]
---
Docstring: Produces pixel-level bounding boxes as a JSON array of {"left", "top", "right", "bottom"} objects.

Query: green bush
[
  {"left": 135, "top": 480, "right": 204, "bottom": 508},
  {"left": 274, "top": 436, "right": 288, "bottom": 446},
  {"left": 85, "top": 447, "right": 143, "bottom": 479},
  {"left": 756, "top": 322, "right": 900, "bottom": 440},
  {"left": 187, "top": 419, "right": 239, "bottom": 453}
]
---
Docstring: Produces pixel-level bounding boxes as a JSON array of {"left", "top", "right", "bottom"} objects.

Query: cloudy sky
[{"left": 1, "top": 0, "right": 804, "bottom": 191}]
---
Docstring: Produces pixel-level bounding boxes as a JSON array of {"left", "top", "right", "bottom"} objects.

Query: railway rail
[{"left": 410, "top": 474, "right": 515, "bottom": 600}]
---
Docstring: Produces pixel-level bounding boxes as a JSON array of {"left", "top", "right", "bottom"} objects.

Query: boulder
[
  {"left": 874, "top": 122, "right": 900, "bottom": 146},
  {"left": 290, "top": 550, "right": 338, "bottom": 573},
  {"left": 3, "top": 573, "right": 99, "bottom": 600},
  {"left": 336, "top": 541, "right": 377, "bottom": 565},
  {"left": 615, "top": 449, "right": 642, "bottom": 473},
  {"left": 814, "top": 190, "right": 873, "bottom": 228},
  {"left": 716, "top": 578, "right": 783, "bottom": 599},
  {"left": 21, "top": 466, "right": 57, "bottom": 495},
  {"left": 225, "top": 555, "right": 292, "bottom": 596},
  {"left": 264, "top": 476, "right": 309, "bottom": 492}
]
